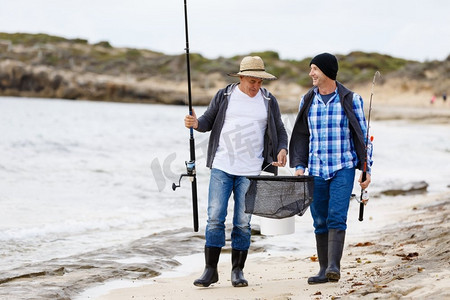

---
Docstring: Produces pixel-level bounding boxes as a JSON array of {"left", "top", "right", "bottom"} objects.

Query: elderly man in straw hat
[{"left": 184, "top": 56, "right": 288, "bottom": 288}]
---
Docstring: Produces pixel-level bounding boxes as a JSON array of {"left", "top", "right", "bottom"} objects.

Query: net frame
[{"left": 245, "top": 175, "right": 314, "bottom": 219}]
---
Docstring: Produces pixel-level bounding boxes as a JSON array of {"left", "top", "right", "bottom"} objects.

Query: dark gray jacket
[{"left": 196, "top": 83, "right": 288, "bottom": 175}]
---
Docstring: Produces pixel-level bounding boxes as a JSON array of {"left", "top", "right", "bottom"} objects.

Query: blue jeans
[
  {"left": 205, "top": 168, "right": 252, "bottom": 251},
  {"left": 310, "top": 168, "right": 355, "bottom": 235}
]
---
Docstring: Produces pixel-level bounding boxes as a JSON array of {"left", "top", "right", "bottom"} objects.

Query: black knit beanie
[{"left": 310, "top": 53, "right": 338, "bottom": 80}]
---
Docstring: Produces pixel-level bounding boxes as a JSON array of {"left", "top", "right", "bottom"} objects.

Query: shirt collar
[{"left": 313, "top": 86, "right": 338, "bottom": 96}]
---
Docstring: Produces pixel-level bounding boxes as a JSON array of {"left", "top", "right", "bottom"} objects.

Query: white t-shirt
[{"left": 212, "top": 86, "right": 268, "bottom": 176}]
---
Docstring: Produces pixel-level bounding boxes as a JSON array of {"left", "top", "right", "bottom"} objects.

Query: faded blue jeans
[
  {"left": 205, "top": 168, "right": 252, "bottom": 251},
  {"left": 310, "top": 167, "right": 355, "bottom": 235}
]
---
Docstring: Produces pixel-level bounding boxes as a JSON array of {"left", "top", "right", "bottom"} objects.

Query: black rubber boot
[
  {"left": 231, "top": 249, "right": 248, "bottom": 287},
  {"left": 193, "top": 246, "right": 221, "bottom": 287},
  {"left": 307, "top": 233, "right": 329, "bottom": 284},
  {"left": 325, "top": 229, "right": 346, "bottom": 282}
]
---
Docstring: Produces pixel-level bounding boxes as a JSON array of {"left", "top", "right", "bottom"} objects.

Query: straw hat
[{"left": 228, "top": 56, "right": 277, "bottom": 80}]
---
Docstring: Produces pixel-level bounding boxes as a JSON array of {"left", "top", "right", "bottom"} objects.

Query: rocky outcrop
[
  {"left": 0, "top": 59, "right": 214, "bottom": 104},
  {"left": 1, "top": 33, "right": 449, "bottom": 117},
  {"left": 380, "top": 181, "right": 429, "bottom": 196}
]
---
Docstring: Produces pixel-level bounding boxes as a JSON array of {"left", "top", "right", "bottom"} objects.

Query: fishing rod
[
  {"left": 172, "top": 0, "right": 199, "bottom": 232},
  {"left": 358, "top": 71, "right": 380, "bottom": 222}
]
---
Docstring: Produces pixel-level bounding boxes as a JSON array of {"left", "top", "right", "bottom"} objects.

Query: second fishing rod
[{"left": 358, "top": 70, "right": 380, "bottom": 221}]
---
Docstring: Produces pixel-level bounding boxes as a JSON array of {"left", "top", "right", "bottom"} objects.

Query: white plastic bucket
[{"left": 260, "top": 216, "right": 295, "bottom": 236}]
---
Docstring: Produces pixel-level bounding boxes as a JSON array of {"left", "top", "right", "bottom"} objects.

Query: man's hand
[
  {"left": 184, "top": 108, "right": 198, "bottom": 129},
  {"left": 294, "top": 168, "right": 304, "bottom": 176},
  {"left": 272, "top": 149, "right": 287, "bottom": 167},
  {"left": 358, "top": 172, "right": 371, "bottom": 190}
]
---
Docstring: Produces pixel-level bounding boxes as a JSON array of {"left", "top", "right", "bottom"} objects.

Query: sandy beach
[
  {"left": 60, "top": 98, "right": 448, "bottom": 300},
  {"left": 2, "top": 97, "right": 449, "bottom": 299},
  {"left": 90, "top": 102, "right": 450, "bottom": 300},
  {"left": 93, "top": 188, "right": 450, "bottom": 300}
]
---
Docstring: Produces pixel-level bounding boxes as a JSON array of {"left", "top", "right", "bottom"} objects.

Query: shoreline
[
  {"left": 2, "top": 94, "right": 450, "bottom": 122},
  {"left": 89, "top": 191, "right": 450, "bottom": 300}
]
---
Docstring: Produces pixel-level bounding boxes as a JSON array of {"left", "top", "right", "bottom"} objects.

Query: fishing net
[{"left": 245, "top": 175, "right": 314, "bottom": 219}]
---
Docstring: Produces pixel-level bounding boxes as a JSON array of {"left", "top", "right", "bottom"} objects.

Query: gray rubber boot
[
  {"left": 231, "top": 249, "right": 248, "bottom": 287},
  {"left": 193, "top": 246, "right": 221, "bottom": 287},
  {"left": 325, "top": 229, "right": 346, "bottom": 282},
  {"left": 307, "top": 233, "right": 329, "bottom": 284}
]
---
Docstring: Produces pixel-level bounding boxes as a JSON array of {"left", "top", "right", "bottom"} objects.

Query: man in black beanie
[
  {"left": 289, "top": 53, "right": 373, "bottom": 284},
  {"left": 309, "top": 52, "right": 338, "bottom": 80}
]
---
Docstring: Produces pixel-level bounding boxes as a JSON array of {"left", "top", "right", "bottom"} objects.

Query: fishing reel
[
  {"left": 353, "top": 190, "right": 369, "bottom": 205},
  {"left": 351, "top": 190, "right": 369, "bottom": 205},
  {"left": 172, "top": 160, "right": 196, "bottom": 191}
]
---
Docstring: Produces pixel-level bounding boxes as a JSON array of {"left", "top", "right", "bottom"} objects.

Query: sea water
[{"left": 0, "top": 97, "right": 449, "bottom": 299}]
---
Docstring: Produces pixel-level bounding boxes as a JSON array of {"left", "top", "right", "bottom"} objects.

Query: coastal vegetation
[{"left": 0, "top": 32, "right": 448, "bottom": 109}]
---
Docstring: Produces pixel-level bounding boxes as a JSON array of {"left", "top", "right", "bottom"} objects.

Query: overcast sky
[{"left": 1, "top": 0, "right": 449, "bottom": 62}]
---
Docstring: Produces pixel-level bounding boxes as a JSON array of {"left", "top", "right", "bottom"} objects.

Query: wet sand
[
  {"left": 91, "top": 99, "right": 450, "bottom": 299},
  {"left": 94, "top": 190, "right": 450, "bottom": 300}
]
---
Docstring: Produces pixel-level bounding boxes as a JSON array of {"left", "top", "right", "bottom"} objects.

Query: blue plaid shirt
[{"left": 296, "top": 87, "right": 373, "bottom": 180}]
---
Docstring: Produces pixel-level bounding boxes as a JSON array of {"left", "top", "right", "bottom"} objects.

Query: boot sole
[
  {"left": 307, "top": 278, "right": 328, "bottom": 284},
  {"left": 326, "top": 272, "right": 340, "bottom": 281},
  {"left": 193, "top": 280, "right": 218, "bottom": 287},
  {"left": 193, "top": 277, "right": 218, "bottom": 287},
  {"left": 232, "top": 282, "right": 248, "bottom": 287}
]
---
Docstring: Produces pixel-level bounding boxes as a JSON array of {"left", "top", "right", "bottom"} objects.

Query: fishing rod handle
[
  {"left": 191, "top": 177, "right": 199, "bottom": 232},
  {"left": 358, "top": 202, "right": 364, "bottom": 221},
  {"left": 358, "top": 171, "right": 367, "bottom": 221}
]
